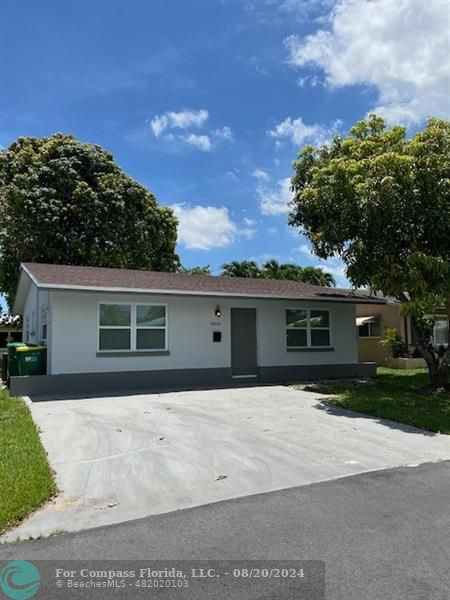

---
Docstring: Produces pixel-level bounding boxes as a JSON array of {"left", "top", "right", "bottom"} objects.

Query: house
[
  {"left": 356, "top": 296, "right": 449, "bottom": 365},
  {"left": 0, "top": 313, "right": 22, "bottom": 346},
  {"left": 11, "top": 263, "right": 385, "bottom": 397},
  {"left": 0, "top": 313, "right": 22, "bottom": 367}
]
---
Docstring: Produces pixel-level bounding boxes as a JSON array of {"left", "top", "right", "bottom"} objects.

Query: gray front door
[{"left": 231, "top": 308, "right": 258, "bottom": 377}]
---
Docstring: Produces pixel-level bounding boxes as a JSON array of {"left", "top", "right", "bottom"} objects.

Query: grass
[
  {"left": 0, "top": 388, "right": 56, "bottom": 534},
  {"left": 301, "top": 368, "right": 450, "bottom": 435}
]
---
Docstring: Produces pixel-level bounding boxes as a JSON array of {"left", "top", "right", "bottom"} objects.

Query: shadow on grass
[
  {"left": 314, "top": 400, "right": 439, "bottom": 437},
  {"left": 308, "top": 369, "right": 450, "bottom": 436}
]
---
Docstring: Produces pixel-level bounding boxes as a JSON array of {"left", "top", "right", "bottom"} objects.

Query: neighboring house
[
  {"left": 356, "top": 296, "right": 449, "bottom": 365},
  {"left": 12, "top": 262, "right": 385, "bottom": 397},
  {"left": 0, "top": 313, "right": 22, "bottom": 346},
  {"left": 0, "top": 313, "right": 22, "bottom": 365}
]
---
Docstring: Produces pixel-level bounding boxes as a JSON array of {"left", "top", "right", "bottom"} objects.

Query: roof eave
[
  {"left": 33, "top": 281, "right": 387, "bottom": 303},
  {"left": 13, "top": 267, "right": 33, "bottom": 314}
]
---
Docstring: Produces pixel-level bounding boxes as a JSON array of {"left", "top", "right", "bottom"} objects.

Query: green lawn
[
  {"left": 305, "top": 368, "right": 450, "bottom": 435},
  {"left": 0, "top": 389, "right": 56, "bottom": 534}
]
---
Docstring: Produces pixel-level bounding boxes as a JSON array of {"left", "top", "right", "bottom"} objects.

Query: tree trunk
[{"left": 412, "top": 320, "right": 449, "bottom": 390}]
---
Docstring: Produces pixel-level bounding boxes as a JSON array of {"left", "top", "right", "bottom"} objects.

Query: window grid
[
  {"left": 286, "top": 309, "right": 331, "bottom": 348},
  {"left": 358, "top": 321, "right": 381, "bottom": 338},
  {"left": 98, "top": 302, "right": 167, "bottom": 352},
  {"left": 432, "top": 316, "right": 449, "bottom": 346}
]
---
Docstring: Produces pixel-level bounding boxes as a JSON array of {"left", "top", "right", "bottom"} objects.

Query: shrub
[{"left": 380, "top": 328, "right": 409, "bottom": 358}]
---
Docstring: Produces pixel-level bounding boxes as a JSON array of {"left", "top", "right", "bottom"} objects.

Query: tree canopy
[
  {"left": 0, "top": 134, "right": 178, "bottom": 306},
  {"left": 220, "top": 259, "right": 335, "bottom": 286},
  {"left": 220, "top": 260, "right": 261, "bottom": 279},
  {"left": 289, "top": 115, "right": 450, "bottom": 387},
  {"left": 178, "top": 265, "right": 212, "bottom": 275}
]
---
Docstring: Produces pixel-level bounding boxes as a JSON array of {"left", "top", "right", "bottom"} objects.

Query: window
[
  {"left": 99, "top": 304, "right": 131, "bottom": 350},
  {"left": 136, "top": 305, "right": 167, "bottom": 350},
  {"left": 433, "top": 316, "right": 449, "bottom": 346},
  {"left": 286, "top": 309, "right": 331, "bottom": 348},
  {"left": 98, "top": 303, "right": 167, "bottom": 352},
  {"left": 358, "top": 320, "right": 381, "bottom": 338},
  {"left": 41, "top": 306, "right": 48, "bottom": 341},
  {"left": 25, "top": 315, "right": 30, "bottom": 342}
]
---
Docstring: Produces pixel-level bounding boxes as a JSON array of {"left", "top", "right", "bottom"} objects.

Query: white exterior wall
[
  {"left": 48, "top": 290, "right": 357, "bottom": 375},
  {"left": 22, "top": 283, "right": 50, "bottom": 347}
]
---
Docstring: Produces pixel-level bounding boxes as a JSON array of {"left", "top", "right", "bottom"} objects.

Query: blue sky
[{"left": 1, "top": 0, "right": 448, "bottom": 291}]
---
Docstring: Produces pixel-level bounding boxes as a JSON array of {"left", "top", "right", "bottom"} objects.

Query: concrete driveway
[{"left": 3, "top": 385, "right": 450, "bottom": 542}]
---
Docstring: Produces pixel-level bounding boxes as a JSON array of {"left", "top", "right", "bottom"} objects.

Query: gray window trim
[
  {"left": 96, "top": 350, "right": 170, "bottom": 357},
  {"left": 287, "top": 347, "right": 335, "bottom": 352}
]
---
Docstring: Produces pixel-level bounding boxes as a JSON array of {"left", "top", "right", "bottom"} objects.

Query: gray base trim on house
[
  {"left": 9, "top": 362, "right": 377, "bottom": 399},
  {"left": 9, "top": 368, "right": 232, "bottom": 398},
  {"left": 258, "top": 362, "right": 376, "bottom": 383}
]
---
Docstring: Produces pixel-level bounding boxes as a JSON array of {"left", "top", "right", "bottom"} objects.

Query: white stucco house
[{"left": 11, "top": 263, "right": 384, "bottom": 396}]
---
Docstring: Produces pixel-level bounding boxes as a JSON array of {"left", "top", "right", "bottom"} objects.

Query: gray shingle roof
[{"left": 22, "top": 263, "right": 385, "bottom": 303}]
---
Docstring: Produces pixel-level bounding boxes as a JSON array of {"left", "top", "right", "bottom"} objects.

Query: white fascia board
[
  {"left": 31, "top": 281, "right": 386, "bottom": 304},
  {"left": 13, "top": 268, "right": 33, "bottom": 314},
  {"left": 21, "top": 264, "right": 40, "bottom": 287}
]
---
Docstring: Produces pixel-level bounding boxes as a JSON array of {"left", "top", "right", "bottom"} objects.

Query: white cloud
[
  {"left": 297, "top": 243, "right": 314, "bottom": 257},
  {"left": 252, "top": 168, "right": 270, "bottom": 181},
  {"left": 292, "top": 243, "right": 349, "bottom": 286},
  {"left": 285, "top": 0, "right": 450, "bottom": 124},
  {"left": 297, "top": 74, "right": 321, "bottom": 88},
  {"left": 249, "top": 55, "right": 267, "bottom": 75},
  {"left": 172, "top": 204, "right": 238, "bottom": 250},
  {"left": 150, "top": 109, "right": 208, "bottom": 137},
  {"left": 268, "top": 116, "right": 341, "bottom": 147},
  {"left": 280, "top": 0, "right": 334, "bottom": 17},
  {"left": 226, "top": 170, "right": 240, "bottom": 182},
  {"left": 240, "top": 226, "right": 257, "bottom": 240},
  {"left": 149, "top": 109, "right": 232, "bottom": 151},
  {"left": 181, "top": 133, "right": 212, "bottom": 152},
  {"left": 258, "top": 177, "right": 294, "bottom": 216},
  {"left": 172, "top": 204, "right": 257, "bottom": 249},
  {"left": 213, "top": 126, "right": 233, "bottom": 141},
  {"left": 318, "top": 261, "right": 348, "bottom": 287}
]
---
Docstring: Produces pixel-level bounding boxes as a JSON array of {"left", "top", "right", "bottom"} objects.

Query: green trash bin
[
  {"left": 2, "top": 353, "right": 8, "bottom": 382},
  {"left": 16, "top": 345, "right": 47, "bottom": 376},
  {"left": 7, "top": 342, "right": 27, "bottom": 378}
]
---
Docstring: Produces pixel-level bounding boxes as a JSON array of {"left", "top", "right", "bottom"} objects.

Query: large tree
[
  {"left": 289, "top": 115, "right": 450, "bottom": 388},
  {"left": 221, "top": 259, "right": 335, "bottom": 286},
  {"left": 0, "top": 134, "right": 178, "bottom": 306}
]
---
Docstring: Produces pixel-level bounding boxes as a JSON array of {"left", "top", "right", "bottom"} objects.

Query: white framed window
[
  {"left": 98, "top": 303, "right": 167, "bottom": 352},
  {"left": 25, "top": 315, "right": 30, "bottom": 342},
  {"left": 358, "top": 320, "right": 381, "bottom": 338},
  {"left": 41, "top": 306, "right": 48, "bottom": 341},
  {"left": 286, "top": 309, "right": 331, "bottom": 348},
  {"left": 135, "top": 305, "right": 167, "bottom": 350},
  {"left": 432, "top": 316, "right": 449, "bottom": 346}
]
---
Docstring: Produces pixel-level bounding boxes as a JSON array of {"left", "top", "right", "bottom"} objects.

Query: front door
[{"left": 230, "top": 308, "right": 258, "bottom": 378}]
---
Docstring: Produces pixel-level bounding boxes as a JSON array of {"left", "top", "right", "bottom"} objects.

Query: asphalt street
[{"left": 1, "top": 461, "right": 449, "bottom": 600}]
